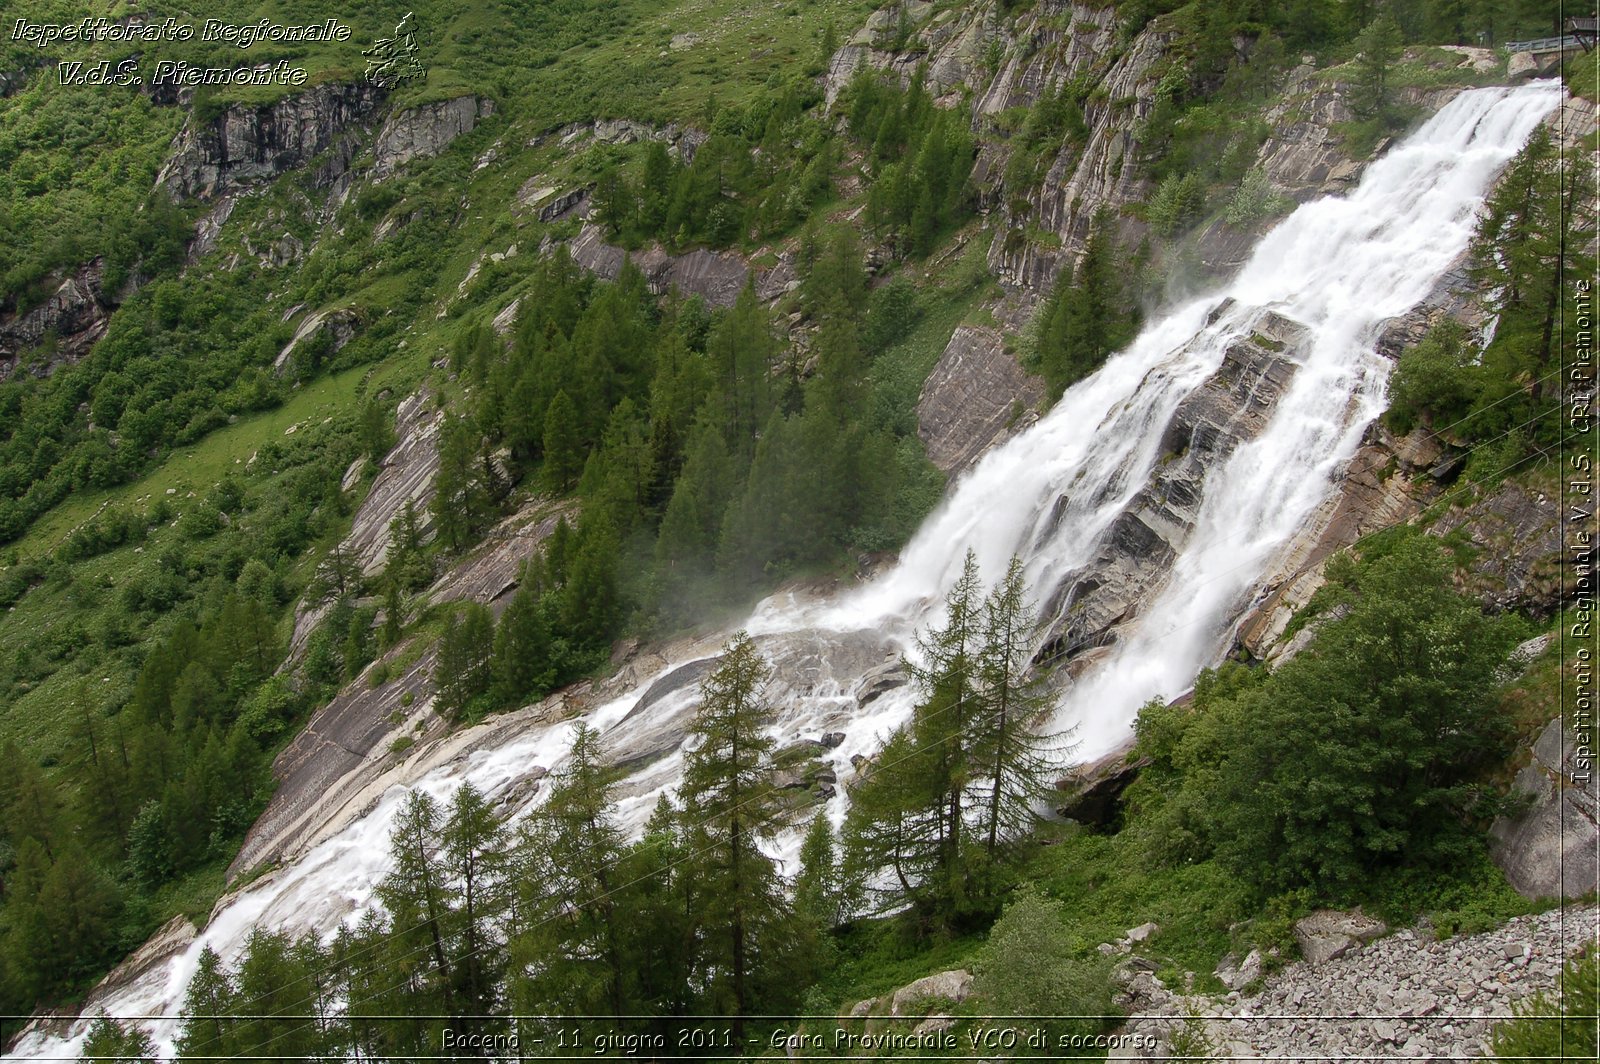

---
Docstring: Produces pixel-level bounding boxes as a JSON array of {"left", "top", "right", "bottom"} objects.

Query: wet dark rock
[
  {"left": 623, "top": 657, "right": 719, "bottom": 724},
  {"left": 1055, "top": 742, "right": 1148, "bottom": 831}
]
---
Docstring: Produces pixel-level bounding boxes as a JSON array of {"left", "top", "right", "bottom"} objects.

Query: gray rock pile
[{"left": 1112, "top": 906, "right": 1598, "bottom": 1061}]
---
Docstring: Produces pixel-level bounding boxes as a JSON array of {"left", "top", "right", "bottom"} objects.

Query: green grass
[
  {"left": 870, "top": 232, "right": 996, "bottom": 433},
  {"left": 1023, "top": 827, "right": 1255, "bottom": 992},
  {"left": 144, "top": 856, "right": 233, "bottom": 929},
  {"left": 13, "top": 363, "right": 372, "bottom": 562},
  {"left": 1564, "top": 50, "right": 1600, "bottom": 104},
  {"left": 819, "top": 921, "right": 987, "bottom": 1011}
]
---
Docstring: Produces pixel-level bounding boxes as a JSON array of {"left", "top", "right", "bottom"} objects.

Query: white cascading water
[{"left": 6, "top": 81, "right": 1563, "bottom": 1061}]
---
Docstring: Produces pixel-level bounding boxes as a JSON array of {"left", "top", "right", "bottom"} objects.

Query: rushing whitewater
[{"left": 6, "top": 81, "right": 1563, "bottom": 1060}]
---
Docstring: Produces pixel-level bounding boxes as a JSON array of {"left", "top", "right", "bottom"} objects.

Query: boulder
[
  {"left": 1125, "top": 922, "right": 1160, "bottom": 944},
  {"left": 1215, "top": 948, "right": 1263, "bottom": 991},
  {"left": 1294, "top": 909, "right": 1387, "bottom": 965},
  {"left": 889, "top": 969, "right": 973, "bottom": 1016},
  {"left": 1507, "top": 51, "right": 1539, "bottom": 81}
]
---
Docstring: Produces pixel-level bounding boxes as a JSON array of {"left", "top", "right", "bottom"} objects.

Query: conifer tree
[
  {"left": 910, "top": 549, "right": 984, "bottom": 866},
  {"left": 1351, "top": 13, "right": 1403, "bottom": 122},
  {"left": 79, "top": 1016, "right": 159, "bottom": 1064},
  {"left": 489, "top": 577, "right": 558, "bottom": 707},
  {"left": 559, "top": 514, "right": 622, "bottom": 650},
  {"left": 1471, "top": 126, "right": 1589, "bottom": 404},
  {"left": 376, "top": 790, "right": 456, "bottom": 1026},
  {"left": 511, "top": 723, "right": 630, "bottom": 1038},
  {"left": 841, "top": 726, "right": 944, "bottom": 914},
  {"left": 975, "top": 556, "right": 1065, "bottom": 862},
  {"left": 433, "top": 603, "right": 494, "bottom": 720},
  {"left": 678, "top": 632, "right": 791, "bottom": 1032},
  {"left": 387, "top": 499, "right": 432, "bottom": 591},
  {"left": 655, "top": 417, "right": 736, "bottom": 604},
  {"left": 1038, "top": 217, "right": 1139, "bottom": 399},
  {"left": 844, "top": 553, "right": 1058, "bottom": 921},
  {"left": 639, "top": 141, "right": 676, "bottom": 234},
  {"left": 707, "top": 285, "right": 778, "bottom": 459},
  {"left": 381, "top": 577, "right": 404, "bottom": 648},
  {"left": 541, "top": 390, "right": 584, "bottom": 494},
  {"left": 432, "top": 416, "right": 487, "bottom": 551},
  {"left": 441, "top": 782, "right": 509, "bottom": 1037},
  {"left": 614, "top": 795, "right": 697, "bottom": 1032},
  {"left": 229, "top": 928, "right": 326, "bottom": 1062},
  {"left": 174, "top": 946, "right": 238, "bottom": 1064}
]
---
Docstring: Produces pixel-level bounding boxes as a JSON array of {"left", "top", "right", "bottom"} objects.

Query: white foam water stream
[{"left": 5, "top": 80, "right": 1563, "bottom": 1061}]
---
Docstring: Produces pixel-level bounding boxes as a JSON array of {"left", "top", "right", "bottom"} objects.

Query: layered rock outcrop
[
  {"left": 916, "top": 325, "right": 1042, "bottom": 472},
  {"left": 1491, "top": 717, "right": 1600, "bottom": 900},
  {"left": 0, "top": 259, "right": 113, "bottom": 381},
  {"left": 156, "top": 81, "right": 383, "bottom": 200},
  {"left": 1032, "top": 311, "right": 1305, "bottom": 670},
  {"left": 371, "top": 95, "right": 494, "bottom": 180},
  {"left": 568, "top": 223, "right": 773, "bottom": 309}
]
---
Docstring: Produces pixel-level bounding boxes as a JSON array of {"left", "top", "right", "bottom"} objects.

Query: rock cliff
[
  {"left": 1031, "top": 311, "right": 1307, "bottom": 672},
  {"left": 567, "top": 224, "right": 757, "bottom": 309},
  {"left": 1491, "top": 716, "right": 1600, "bottom": 900},
  {"left": 916, "top": 324, "right": 1042, "bottom": 472},
  {"left": 0, "top": 259, "right": 113, "bottom": 382},
  {"left": 370, "top": 95, "right": 495, "bottom": 180},
  {"left": 156, "top": 82, "right": 384, "bottom": 201}
]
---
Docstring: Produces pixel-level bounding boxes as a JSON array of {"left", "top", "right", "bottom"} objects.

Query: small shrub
[
  {"left": 974, "top": 886, "right": 1118, "bottom": 1050},
  {"left": 1491, "top": 946, "right": 1598, "bottom": 1060}
]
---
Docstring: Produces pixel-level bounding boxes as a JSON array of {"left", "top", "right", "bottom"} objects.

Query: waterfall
[{"left": 5, "top": 80, "right": 1563, "bottom": 1061}]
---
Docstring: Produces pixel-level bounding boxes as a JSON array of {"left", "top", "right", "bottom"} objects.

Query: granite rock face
[
  {"left": 1431, "top": 479, "right": 1579, "bottom": 617},
  {"left": 915, "top": 325, "right": 1042, "bottom": 473},
  {"left": 1031, "top": 312, "right": 1305, "bottom": 671},
  {"left": 829, "top": 4, "right": 1511, "bottom": 299},
  {"left": 243, "top": 496, "right": 577, "bottom": 878},
  {"left": 1491, "top": 717, "right": 1600, "bottom": 899},
  {"left": 229, "top": 646, "right": 441, "bottom": 877},
  {"left": 371, "top": 95, "right": 494, "bottom": 180},
  {"left": 344, "top": 388, "right": 445, "bottom": 579},
  {"left": 568, "top": 223, "right": 756, "bottom": 309},
  {"left": 0, "top": 258, "right": 112, "bottom": 382},
  {"left": 284, "top": 387, "right": 441, "bottom": 665},
  {"left": 157, "top": 81, "right": 383, "bottom": 200},
  {"left": 424, "top": 501, "right": 578, "bottom": 616},
  {"left": 273, "top": 307, "right": 359, "bottom": 373}
]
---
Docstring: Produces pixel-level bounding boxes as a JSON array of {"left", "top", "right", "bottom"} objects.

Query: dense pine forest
[{"left": 0, "top": 0, "right": 1595, "bottom": 1060}]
